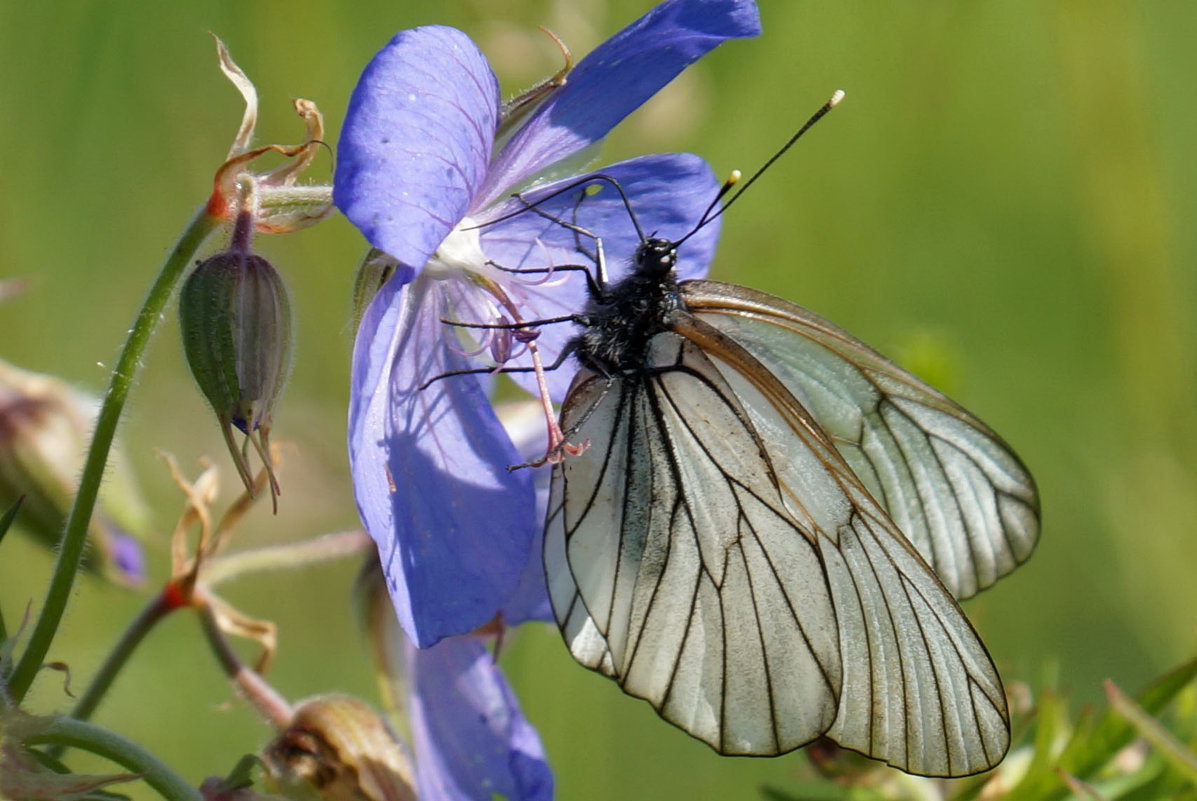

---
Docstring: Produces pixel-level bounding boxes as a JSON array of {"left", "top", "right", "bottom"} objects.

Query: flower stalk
[
  {"left": 63, "top": 589, "right": 178, "bottom": 727},
  {"left": 7, "top": 206, "right": 220, "bottom": 704},
  {"left": 23, "top": 716, "right": 203, "bottom": 801},
  {"left": 194, "top": 588, "right": 293, "bottom": 728},
  {"left": 52, "top": 476, "right": 368, "bottom": 755},
  {"left": 9, "top": 36, "right": 332, "bottom": 701}
]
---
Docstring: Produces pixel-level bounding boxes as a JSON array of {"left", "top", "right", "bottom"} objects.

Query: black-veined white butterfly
[{"left": 538, "top": 92, "right": 1040, "bottom": 777}]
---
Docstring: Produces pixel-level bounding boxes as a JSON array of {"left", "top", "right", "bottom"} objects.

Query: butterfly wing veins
[{"left": 545, "top": 297, "right": 1010, "bottom": 775}]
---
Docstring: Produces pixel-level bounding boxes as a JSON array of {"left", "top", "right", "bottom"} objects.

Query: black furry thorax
[{"left": 570, "top": 237, "right": 684, "bottom": 376}]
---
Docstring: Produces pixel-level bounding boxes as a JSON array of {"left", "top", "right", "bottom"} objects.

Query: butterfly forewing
[
  {"left": 682, "top": 280, "right": 1040, "bottom": 600},
  {"left": 545, "top": 333, "right": 843, "bottom": 755}
]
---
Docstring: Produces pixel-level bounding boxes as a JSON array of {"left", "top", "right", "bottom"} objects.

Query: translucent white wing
[
  {"left": 682, "top": 280, "right": 1040, "bottom": 600},
  {"left": 545, "top": 324, "right": 1009, "bottom": 775},
  {"left": 545, "top": 334, "right": 842, "bottom": 756}
]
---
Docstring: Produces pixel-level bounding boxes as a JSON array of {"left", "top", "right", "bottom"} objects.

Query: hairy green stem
[
  {"left": 26, "top": 717, "right": 203, "bottom": 801},
  {"left": 195, "top": 591, "right": 293, "bottom": 728},
  {"left": 66, "top": 589, "right": 177, "bottom": 724},
  {"left": 8, "top": 207, "right": 219, "bottom": 701},
  {"left": 56, "top": 531, "right": 368, "bottom": 728}
]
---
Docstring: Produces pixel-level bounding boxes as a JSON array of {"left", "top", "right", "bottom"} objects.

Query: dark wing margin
[{"left": 682, "top": 279, "right": 1040, "bottom": 600}]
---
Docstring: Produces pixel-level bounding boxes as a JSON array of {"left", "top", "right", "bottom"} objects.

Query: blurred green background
[{"left": 2, "top": 1, "right": 1195, "bottom": 798}]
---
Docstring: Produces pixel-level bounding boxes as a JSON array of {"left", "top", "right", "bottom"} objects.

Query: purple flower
[
  {"left": 362, "top": 561, "right": 552, "bottom": 800},
  {"left": 336, "top": 0, "right": 761, "bottom": 648},
  {"left": 409, "top": 635, "right": 552, "bottom": 801},
  {"left": 102, "top": 524, "right": 147, "bottom": 585}
]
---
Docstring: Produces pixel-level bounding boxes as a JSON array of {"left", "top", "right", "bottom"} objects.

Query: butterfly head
[{"left": 635, "top": 237, "right": 678, "bottom": 279}]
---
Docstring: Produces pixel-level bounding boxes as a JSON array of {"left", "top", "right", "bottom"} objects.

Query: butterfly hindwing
[
  {"left": 682, "top": 280, "right": 1040, "bottom": 600},
  {"left": 679, "top": 314, "right": 1009, "bottom": 775}
]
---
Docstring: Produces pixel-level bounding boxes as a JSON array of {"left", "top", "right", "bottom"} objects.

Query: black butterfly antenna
[
  {"left": 675, "top": 89, "right": 845, "bottom": 248},
  {"left": 465, "top": 172, "right": 645, "bottom": 243}
]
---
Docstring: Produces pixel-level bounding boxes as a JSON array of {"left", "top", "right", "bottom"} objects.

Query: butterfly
[{"left": 538, "top": 95, "right": 1040, "bottom": 778}]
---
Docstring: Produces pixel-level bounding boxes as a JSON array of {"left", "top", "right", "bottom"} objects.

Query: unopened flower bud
[
  {"left": 0, "top": 359, "right": 148, "bottom": 584},
  {"left": 180, "top": 211, "right": 292, "bottom": 510},
  {"left": 261, "top": 695, "right": 416, "bottom": 801}
]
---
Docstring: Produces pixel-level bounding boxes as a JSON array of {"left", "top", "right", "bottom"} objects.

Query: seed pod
[
  {"left": 261, "top": 695, "right": 416, "bottom": 801},
  {"left": 179, "top": 211, "right": 292, "bottom": 510}
]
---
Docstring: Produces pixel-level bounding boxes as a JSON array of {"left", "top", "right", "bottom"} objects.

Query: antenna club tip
[
  {"left": 829, "top": 89, "right": 845, "bottom": 107},
  {"left": 728, "top": 169, "right": 742, "bottom": 184}
]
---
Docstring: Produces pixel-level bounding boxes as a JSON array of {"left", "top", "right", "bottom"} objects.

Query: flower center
[{"left": 424, "top": 217, "right": 486, "bottom": 281}]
